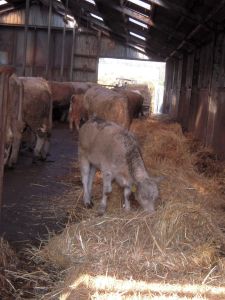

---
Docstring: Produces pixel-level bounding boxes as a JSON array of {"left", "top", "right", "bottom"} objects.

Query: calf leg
[
  {"left": 88, "top": 165, "right": 96, "bottom": 199},
  {"left": 69, "top": 119, "right": 74, "bottom": 132},
  {"left": 75, "top": 119, "right": 80, "bottom": 132},
  {"left": 80, "top": 157, "right": 93, "bottom": 208},
  {"left": 124, "top": 186, "right": 132, "bottom": 211},
  {"left": 98, "top": 172, "right": 112, "bottom": 216}
]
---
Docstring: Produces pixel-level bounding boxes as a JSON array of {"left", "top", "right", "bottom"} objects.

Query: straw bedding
[
  {"left": 1, "top": 116, "right": 225, "bottom": 299},
  {"left": 0, "top": 238, "right": 19, "bottom": 298},
  {"left": 36, "top": 117, "right": 225, "bottom": 299}
]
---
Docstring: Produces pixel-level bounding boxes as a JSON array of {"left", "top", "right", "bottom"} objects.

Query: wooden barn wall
[
  {"left": 0, "top": 4, "right": 70, "bottom": 28},
  {"left": 0, "top": 4, "right": 148, "bottom": 81},
  {"left": 0, "top": 25, "right": 148, "bottom": 82},
  {"left": 164, "top": 34, "right": 225, "bottom": 158},
  {"left": 0, "top": 26, "right": 73, "bottom": 81}
]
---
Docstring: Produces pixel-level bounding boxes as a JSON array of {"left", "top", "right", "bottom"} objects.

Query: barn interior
[{"left": 0, "top": 0, "right": 225, "bottom": 299}]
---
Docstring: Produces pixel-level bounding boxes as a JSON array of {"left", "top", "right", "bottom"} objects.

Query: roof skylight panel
[
  {"left": 90, "top": 13, "right": 103, "bottom": 21},
  {"left": 127, "top": 0, "right": 151, "bottom": 10},
  {"left": 130, "top": 31, "right": 146, "bottom": 40},
  {"left": 129, "top": 17, "right": 148, "bottom": 28}
]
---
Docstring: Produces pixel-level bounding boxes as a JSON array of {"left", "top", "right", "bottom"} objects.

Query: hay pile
[
  {"left": 0, "top": 238, "right": 19, "bottom": 298},
  {"left": 37, "top": 116, "right": 225, "bottom": 299}
]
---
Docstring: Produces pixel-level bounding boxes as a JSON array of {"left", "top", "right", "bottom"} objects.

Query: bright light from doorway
[
  {"left": 90, "top": 13, "right": 103, "bottom": 21},
  {"left": 98, "top": 58, "right": 165, "bottom": 114},
  {"left": 128, "top": 0, "right": 151, "bottom": 10}
]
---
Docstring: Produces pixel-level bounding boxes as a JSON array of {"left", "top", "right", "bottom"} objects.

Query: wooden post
[
  {"left": 45, "top": 0, "right": 53, "bottom": 79},
  {"left": 70, "top": 25, "right": 76, "bottom": 81},
  {"left": 95, "top": 31, "right": 102, "bottom": 83},
  {"left": 0, "top": 66, "right": 14, "bottom": 218},
  {"left": 31, "top": 27, "right": 37, "bottom": 77},
  {"left": 60, "top": 0, "right": 68, "bottom": 81},
  {"left": 22, "top": 0, "right": 30, "bottom": 76}
]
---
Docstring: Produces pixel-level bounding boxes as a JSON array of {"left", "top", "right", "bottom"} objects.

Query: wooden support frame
[{"left": 0, "top": 66, "right": 14, "bottom": 218}]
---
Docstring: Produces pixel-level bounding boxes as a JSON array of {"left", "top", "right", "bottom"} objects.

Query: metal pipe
[
  {"left": 22, "top": 0, "right": 30, "bottom": 76},
  {"left": 45, "top": 0, "right": 53, "bottom": 79}
]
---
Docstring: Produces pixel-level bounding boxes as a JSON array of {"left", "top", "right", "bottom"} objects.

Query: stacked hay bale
[{"left": 37, "top": 117, "right": 225, "bottom": 299}]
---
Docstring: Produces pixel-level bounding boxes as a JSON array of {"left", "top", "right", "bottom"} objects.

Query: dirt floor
[{"left": 0, "top": 123, "right": 78, "bottom": 249}]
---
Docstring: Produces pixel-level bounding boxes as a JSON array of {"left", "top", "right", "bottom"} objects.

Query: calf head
[{"left": 136, "top": 178, "right": 159, "bottom": 213}]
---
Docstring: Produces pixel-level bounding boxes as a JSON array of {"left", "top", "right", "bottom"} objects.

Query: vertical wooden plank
[
  {"left": 0, "top": 74, "right": 6, "bottom": 217},
  {"left": 31, "top": 28, "right": 37, "bottom": 77},
  {"left": 70, "top": 25, "right": 76, "bottom": 81},
  {"left": 95, "top": 31, "right": 102, "bottom": 83},
  {"left": 0, "top": 67, "right": 14, "bottom": 218},
  {"left": 22, "top": 0, "right": 30, "bottom": 76},
  {"left": 60, "top": 0, "right": 68, "bottom": 81},
  {"left": 45, "top": 0, "right": 53, "bottom": 79}
]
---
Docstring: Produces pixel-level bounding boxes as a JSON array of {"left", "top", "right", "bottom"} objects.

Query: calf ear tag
[{"left": 131, "top": 185, "right": 137, "bottom": 193}]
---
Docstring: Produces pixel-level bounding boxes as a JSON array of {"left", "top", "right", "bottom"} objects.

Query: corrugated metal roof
[{"left": 2, "top": 0, "right": 225, "bottom": 61}]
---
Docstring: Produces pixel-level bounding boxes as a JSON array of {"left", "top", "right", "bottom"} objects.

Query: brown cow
[
  {"left": 68, "top": 93, "right": 88, "bottom": 132},
  {"left": 49, "top": 81, "right": 96, "bottom": 121},
  {"left": 113, "top": 88, "right": 144, "bottom": 118},
  {"left": 6, "top": 75, "right": 52, "bottom": 167},
  {"left": 69, "top": 85, "right": 132, "bottom": 131}
]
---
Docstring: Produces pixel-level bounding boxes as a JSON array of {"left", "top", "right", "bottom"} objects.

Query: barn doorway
[{"left": 98, "top": 58, "right": 166, "bottom": 114}]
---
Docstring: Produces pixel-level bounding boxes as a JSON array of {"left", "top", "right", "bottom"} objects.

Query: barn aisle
[{"left": 0, "top": 124, "right": 78, "bottom": 249}]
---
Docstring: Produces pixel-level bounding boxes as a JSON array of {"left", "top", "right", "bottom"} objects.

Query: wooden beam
[
  {"left": 149, "top": 0, "right": 202, "bottom": 23},
  {"left": 168, "top": 0, "right": 225, "bottom": 59}
]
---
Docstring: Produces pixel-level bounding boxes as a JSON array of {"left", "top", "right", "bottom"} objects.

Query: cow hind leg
[
  {"left": 4, "top": 144, "right": 12, "bottom": 166},
  {"left": 41, "top": 138, "right": 50, "bottom": 160},
  {"left": 98, "top": 171, "right": 112, "bottom": 216},
  {"left": 80, "top": 157, "right": 93, "bottom": 208},
  {"left": 33, "top": 135, "right": 45, "bottom": 163},
  {"left": 7, "top": 134, "right": 22, "bottom": 168}
]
